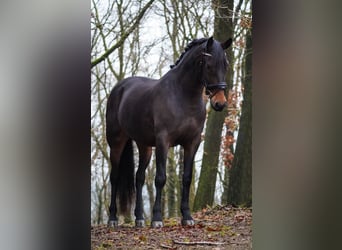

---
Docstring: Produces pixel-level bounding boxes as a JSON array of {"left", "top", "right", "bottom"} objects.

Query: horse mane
[{"left": 170, "top": 38, "right": 208, "bottom": 69}]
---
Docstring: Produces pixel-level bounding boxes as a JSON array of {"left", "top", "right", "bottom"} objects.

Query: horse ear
[
  {"left": 206, "top": 37, "right": 214, "bottom": 51},
  {"left": 221, "top": 38, "right": 232, "bottom": 50}
]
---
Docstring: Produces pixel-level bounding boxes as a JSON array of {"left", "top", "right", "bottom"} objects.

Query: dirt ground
[{"left": 91, "top": 205, "right": 252, "bottom": 249}]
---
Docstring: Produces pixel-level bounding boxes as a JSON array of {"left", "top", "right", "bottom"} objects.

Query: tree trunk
[
  {"left": 193, "top": 0, "right": 234, "bottom": 211},
  {"left": 167, "top": 148, "right": 177, "bottom": 217},
  {"left": 177, "top": 147, "right": 183, "bottom": 214},
  {"left": 221, "top": 160, "right": 230, "bottom": 204},
  {"left": 227, "top": 29, "right": 252, "bottom": 207},
  {"left": 146, "top": 154, "right": 155, "bottom": 219},
  {"left": 96, "top": 182, "right": 103, "bottom": 224},
  {"left": 189, "top": 162, "right": 196, "bottom": 211}
]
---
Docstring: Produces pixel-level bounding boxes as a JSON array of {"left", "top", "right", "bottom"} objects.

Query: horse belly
[{"left": 127, "top": 126, "right": 156, "bottom": 146}]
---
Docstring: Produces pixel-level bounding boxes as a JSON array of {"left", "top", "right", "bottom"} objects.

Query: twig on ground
[
  {"left": 173, "top": 239, "right": 226, "bottom": 246},
  {"left": 160, "top": 243, "right": 176, "bottom": 249}
]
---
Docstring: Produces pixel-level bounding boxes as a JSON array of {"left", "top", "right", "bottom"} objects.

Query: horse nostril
[
  {"left": 214, "top": 102, "right": 223, "bottom": 111},
  {"left": 211, "top": 99, "right": 226, "bottom": 111},
  {"left": 213, "top": 101, "right": 227, "bottom": 111}
]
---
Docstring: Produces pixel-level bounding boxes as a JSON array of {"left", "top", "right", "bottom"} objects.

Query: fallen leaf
[
  {"left": 139, "top": 235, "right": 147, "bottom": 242},
  {"left": 206, "top": 225, "right": 222, "bottom": 232}
]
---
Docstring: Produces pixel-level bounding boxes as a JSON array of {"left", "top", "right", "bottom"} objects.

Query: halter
[
  {"left": 200, "top": 52, "right": 227, "bottom": 98},
  {"left": 204, "top": 81, "right": 227, "bottom": 98}
]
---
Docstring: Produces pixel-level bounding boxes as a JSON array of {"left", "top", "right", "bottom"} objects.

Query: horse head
[{"left": 201, "top": 37, "right": 232, "bottom": 111}]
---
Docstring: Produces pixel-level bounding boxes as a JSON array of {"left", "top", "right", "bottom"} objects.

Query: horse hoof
[
  {"left": 181, "top": 219, "right": 195, "bottom": 226},
  {"left": 135, "top": 220, "right": 145, "bottom": 227},
  {"left": 151, "top": 221, "right": 163, "bottom": 228},
  {"left": 108, "top": 220, "right": 118, "bottom": 228}
]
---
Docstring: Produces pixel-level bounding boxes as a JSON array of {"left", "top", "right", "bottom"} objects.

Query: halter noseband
[
  {"left": 204, "top": 81, "right": 227, "bottom": 98},
  {"left": 201, "top": 52, "right": 227, "bottom": 98}
]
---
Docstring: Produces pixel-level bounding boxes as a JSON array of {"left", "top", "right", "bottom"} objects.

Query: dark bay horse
[{"left": 106, "top": 37, "right": 232, "bottom": 228}]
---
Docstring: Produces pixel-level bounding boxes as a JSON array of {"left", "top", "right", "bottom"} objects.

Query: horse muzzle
[
  {"left": 205, "top": 82, "right": 227, "bottom": 111},
  {"left": 210, "top": 98, "right": 227, "bottom": 111}
]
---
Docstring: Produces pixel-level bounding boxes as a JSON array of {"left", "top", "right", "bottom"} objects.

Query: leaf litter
[{"left": 91, "top": 205, "right": 252, "bottom": 249}]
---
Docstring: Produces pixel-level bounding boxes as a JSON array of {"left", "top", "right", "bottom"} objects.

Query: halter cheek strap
[{"left": 200, "top": 52, "right": 227, "bottom": 98}]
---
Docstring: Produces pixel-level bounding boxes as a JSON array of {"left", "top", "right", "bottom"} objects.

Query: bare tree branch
[
  {"left": 233, "top": 0, "right": 244, "bottom": 27},
  {"left": 91, "top": 0, "right": 156, "bottom": 68}
]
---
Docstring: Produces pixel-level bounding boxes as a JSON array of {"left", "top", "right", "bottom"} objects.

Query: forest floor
[{"left": 91, "top": 205, "right": 252, "bottom": 249}]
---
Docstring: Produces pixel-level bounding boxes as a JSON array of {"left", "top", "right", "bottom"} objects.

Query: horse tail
[{"left": 117, "top": 138, "right": 135, "bottom": 214}]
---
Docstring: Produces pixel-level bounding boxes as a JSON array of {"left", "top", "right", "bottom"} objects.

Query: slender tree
[
  {"left": 167, "top": 148, "right": 177, "bottom": 217},
  {"left": 227, "top": 22, "right": 252, "bottom": 207},
  {"left": 146, "top": 154, "right": 156, "bottom": 219},
  {"left": 221, "top": 0, "right": 249, "bottom": 204}
]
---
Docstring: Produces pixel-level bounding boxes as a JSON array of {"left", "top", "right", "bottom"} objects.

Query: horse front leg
[
  {"left": 151, "top": 136, "right": 169, "bottom": 228},
  {"left": 181, "top": 139, "right": 201, "bottom": 226}
]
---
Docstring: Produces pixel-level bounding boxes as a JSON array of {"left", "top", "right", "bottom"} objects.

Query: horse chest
[
  {"left": 169, "top": 116, "right": 204, "bottom": 145},
  {"left": 177, "top": 117, "right": 199, "bottom": 131}
]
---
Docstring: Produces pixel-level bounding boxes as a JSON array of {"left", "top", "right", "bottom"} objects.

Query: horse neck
[{"left": 172, "top": 62, "right": 204, "bottom": 98}]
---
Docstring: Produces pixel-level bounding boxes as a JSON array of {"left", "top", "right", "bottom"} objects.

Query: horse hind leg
[
  {"left": 134, "top": 145, "right": 152, "bottom": 227},
  {"left": 107, "top": 134, "right": 129, "bottom": 228}
]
